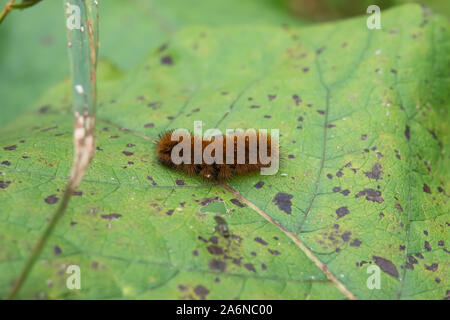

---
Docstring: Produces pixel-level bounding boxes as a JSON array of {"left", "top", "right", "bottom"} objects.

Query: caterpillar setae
[{"left": 156, "top": 129, "right": 279, "bottom": 181}]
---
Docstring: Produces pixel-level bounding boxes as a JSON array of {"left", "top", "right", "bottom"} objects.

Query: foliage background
[
  {"left": 1, "top": 0, "right": 448, "bottom": 128},
  {"left": 0, "top": 0, "right": 449, "bottom": 300}
]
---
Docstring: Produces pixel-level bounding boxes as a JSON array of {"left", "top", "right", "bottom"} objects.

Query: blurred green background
[{"left": 0, "top": 0, "right": 448, "bottom": 128}]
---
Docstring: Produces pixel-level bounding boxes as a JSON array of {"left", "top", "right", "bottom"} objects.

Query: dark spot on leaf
[
  {"left": 1, "top": 161, "right": 11, "bottom": 166},
  {"left": 268, "top": 94, "right": 276, "bottom": 101},
  {"left": 336, "top": 206, "right": 349, "bottom": 219},
  {"left": 231, "top": 234, "right": 242, "bottom": 244},
  {"left": 175, "top": 179, "right": 185, "bottom": 186},
  {"left": 209, "top": 259, "right": 226, "bottom": 272},
  {"left": 232, "top": 258, "right": 242, "bottom": 266},
  {"left": 364, "top": 163, "right": 383, "bottom": 180},
  {"left": 201, "top": 197, "right": 220, "bottom": 206},
  {"left": 395, "top": 203, "right": 403, "bottom": 212},
  {"left": 423, "top": 184, "right": 431, "bottom": 194},
  {"left": 292, "top": 94, "right": 302, "bottom": 106},
  {"left": 178, "top": 284, "right": 187, "bottom": 291},
  {"left": 194, "top": 285, "right": 209, "bottom": 299},
  {"left": 160, "top": 55, "right": 173, "bottom": 65},
  {"left": 341, "top": 231, "right": 351, "bottom": 242},
  {"left": 209, "top": 236, "right": 218, "bottom": 245},
  {"left": 373, "top": 256, "right": 399, "bottom": 278},
  {"left": 355, "top": 189, "right": 384, "bottom": 203},
  {"left": 144, "top": 123, "right": 154, "bottom": 128},
  {"left": 158, "top": 43, "right": 168, "bottom": 52},
  {"left": 254, "top": 181, "right": 264, "bottom": 189},
  {"left": 350, "top": 239, "right": 362, "bottom": 247},
  {"left": 44, "top": 194, "right": 59, "bottom": 204},
  {"left": 147, "top": 176, "right": 157, "bottom": 186},
  {"left": 316, "top": 46, "right": 326, "bottom": 54},
  {"left": 405, "top": 125, "right": 410, "bottom": 140},
  {"left": 424, "top": 263, "right": 438, "bottom": 272},
  {"left": 3, "top": 145, "right": 16, "bottom": 151},
  {"left": 53, "top": 246, "right": 62, "bottom": 255},
  {"left": 101, "top": 213, "right": 122, "bottom": 220},
  {"left": 122, "top": 151, "right": 134, "bottom": 156},
  {"left": 41, "top": 126, "right": 58, "bottom": 132},
  {"left": 425, "top": 241, "right": 431, "bottom": 251},
  {"left": 148, "top": 102, "right": 162, "bottom": 109},
  {"left": 254, "top": 237, "right": 268, "bottom": 246},
  {"left": 408, "top": 256, "right": 418, "bottom": 265},
  {"left": 39, "top": 105, "right": 50, "bottom": 113},
  {"left": 272, "top": 193, "right": 293, "bottom": 214},
  {"left": 230, "top": 198, "right": 245, "bottom": 208},
  {"left": 427, "top": 129, "right": 438, "bottom": 140},
  {"left": 244, "top": 263, "right": 256, "bottom": 272},
  {"left": 207, "top": 245, "right": 223, "bottom": 255},
  {"left": 268, "top": 249, "right": 280, "bottom": 255},
  {"left": 405, "top": 262, "right": 414, "bottom": 270},
  {"left": 166, "top": 210, "right": 174, "bottom": 216}
]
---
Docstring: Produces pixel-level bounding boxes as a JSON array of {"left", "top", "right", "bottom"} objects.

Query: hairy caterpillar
[{"left": 156, "top": 129, "right": 279, "bottom": 181}]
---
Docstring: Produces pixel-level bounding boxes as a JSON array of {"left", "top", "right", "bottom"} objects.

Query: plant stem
[
  {"left": 5, "top": 0, "right": 99, "bottom": 299},
  {"left": 0, "top": 0, "right": 43, "bottom": 25},
  {"left": 11, "top": 0, "right": 42, "bottom": 9},
  {"left": 0, "top": 0, "right": 15, "bottom": 24},
  {"left": 5, "top": 182, "right": 75, "bottom": 299}
]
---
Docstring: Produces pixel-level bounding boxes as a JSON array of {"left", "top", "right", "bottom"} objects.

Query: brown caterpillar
[{"left": 156, "top": 130, "right": 279, "bottom": 181}]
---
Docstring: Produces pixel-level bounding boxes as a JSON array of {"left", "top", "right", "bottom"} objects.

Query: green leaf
[
  {"left": 0, "top": 4, "right": 449, "bottom": 299},
  {"left": 0, "top": 0, "right": 306, "bottom": 128}
]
